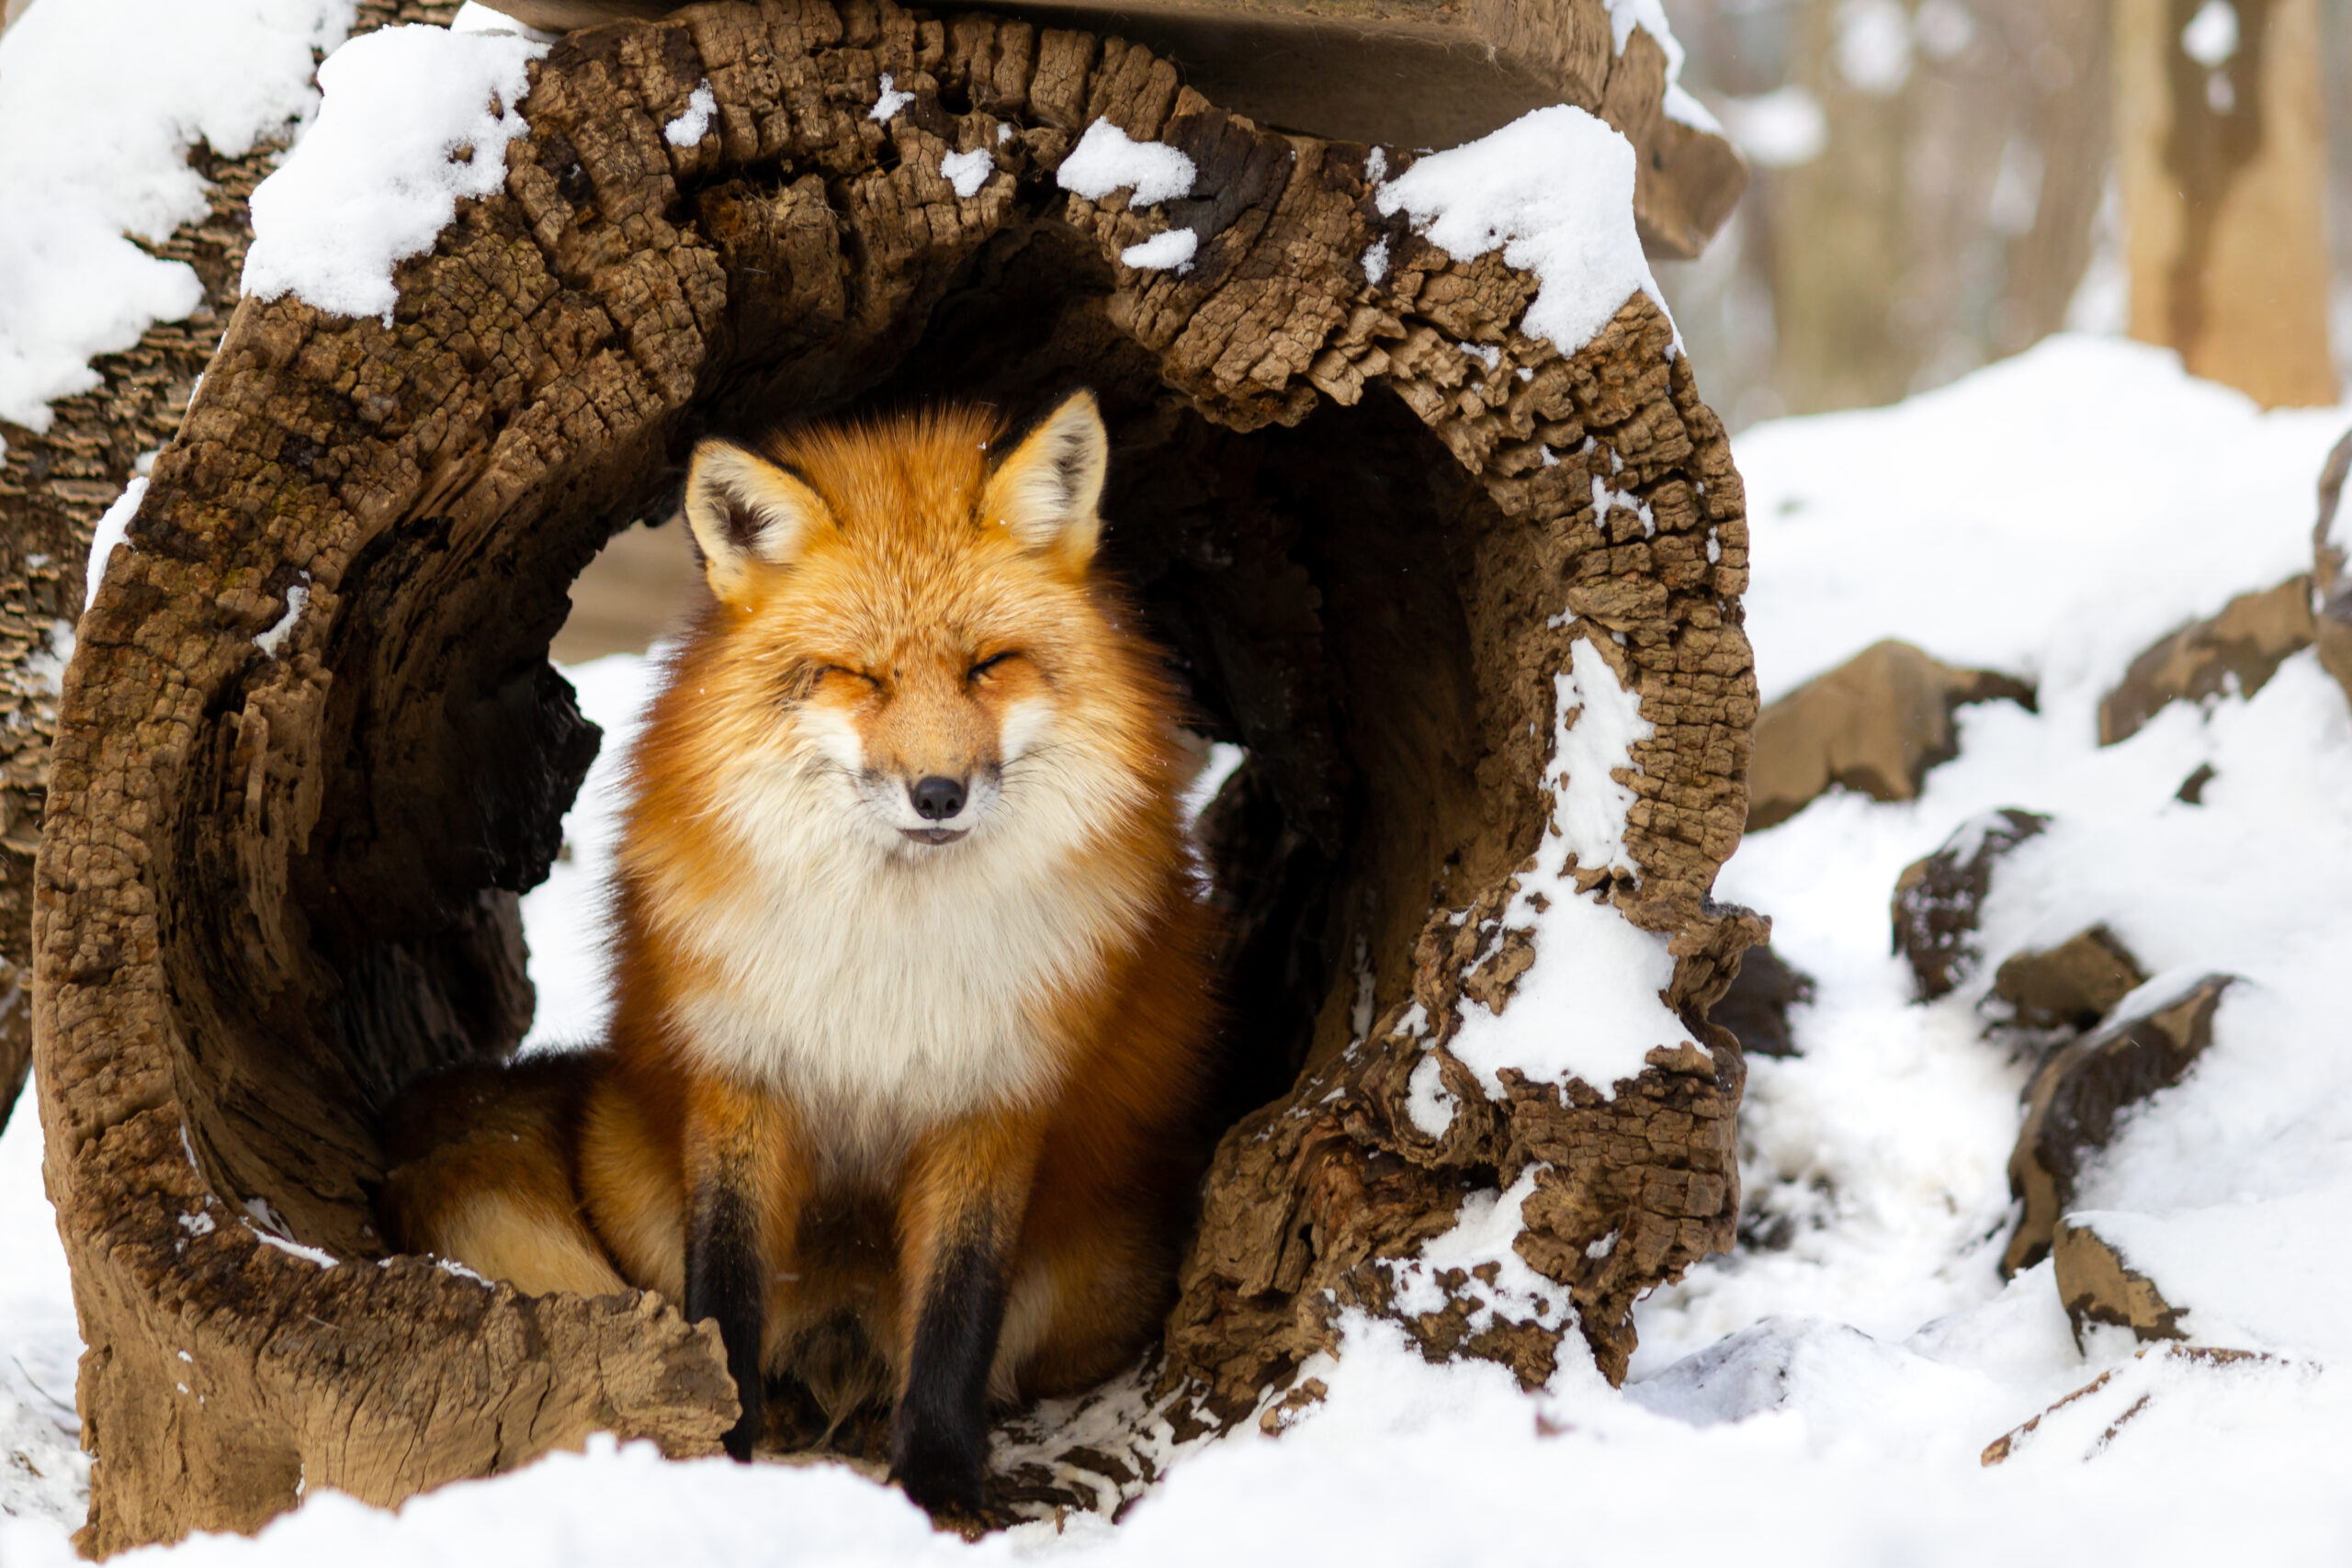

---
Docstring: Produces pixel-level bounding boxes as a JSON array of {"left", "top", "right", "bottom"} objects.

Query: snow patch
[
  {"left": 1630, "top": 1317, "right": 1984, "bottom": 1435},
  {"left": 241, "top": 1198, "right": 338, "bottom": 1267},
  {"left": 937, "top": 147, "right": 990, "bottom": 198},
  {"left": 1404, "top": 1052, "right": 1457, "bottom": 1137},
  {"left": 1550, "top": 639, "right": 1652, "bottom": 877},
  {"left": 1736, "top": 335, "right": 2344, "bottom": 703},
  {"left": 254, "top": 576, "right": 311, "bottom": 658},
  {"left": 1055, "top": 118, "right": 1196, "bottom": 207},
  {"left": 83, "top": 475, "right": 148, "bottom": 612},
  {"left": 451, "top": 1, "right": 557, "bottom": 40},
  {"left": 1361, "top": 236, "right": 1389, "bottom": 287},
  {"left": 0, "top": 0, "right": 348, "bottom": 438},
  {"left": 1179, "top": 740, "right": 1246, "bottom": 827},
  {"left": 1389, "top": 1168, "right": 1570, "bottom": 1335},
  {"left": 1374, "top": 107, "right": 1670, "bottom": 358},
  {"left": 437, "top": 1257, "right": 493, "bottom": 1287},
  {"left": 868, "top": 72, "right": 911, "bottom": 121},
  {"left": 249, "top": 1229, "right": 339, "bottom": 1268},
  {"left": 243, "top": 25, "right": 547, "bottom": 326},
  {"left": 1118, "top": 228, "right": 1196, "bottom": 272},
  {"left": 519, "top": 649, "right": 662, "bottom": 1050},
  {"left": 1602, "top": 0, "right": 1670, "bottom": 57},
  {"left": 663, "top": 80, "right": 715, "bottom": 147},
  {"left": 1444, "top": 641, "right": 1693, "bottom": 1100},
  {"left": 1592, "top": 473, "right": 1656, "bottom": 540}
]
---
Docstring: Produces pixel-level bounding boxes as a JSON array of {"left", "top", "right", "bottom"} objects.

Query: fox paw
[
  {"left": 918, "top": 1496, "right": 1010, "bottom": 1541},
  {"left": 889, "top": 1442, "right": 988, "bottom": 1524}
]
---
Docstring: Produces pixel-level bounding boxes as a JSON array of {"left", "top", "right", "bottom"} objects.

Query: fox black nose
[{"left": 911, "top": 776, "right": 967, "bottom": 821}]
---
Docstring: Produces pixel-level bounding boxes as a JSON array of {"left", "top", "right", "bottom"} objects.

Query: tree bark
[
  {"left": 489, "top": 0, "right": 1751, "bottom": 259},
  {"left": 0, "top": 156, "right": 263, "bottom": 1140},
  {"left": 33, "top": 1, "right": 1761, "bottom": 1550}
]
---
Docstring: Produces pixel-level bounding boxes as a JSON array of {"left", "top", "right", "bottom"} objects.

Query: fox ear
[
  {"left": 683, "top": 439, "right": 829, "bottom": 606},
  {"left": 981, "top": 390, "right": 1108, "bottom": 568}
]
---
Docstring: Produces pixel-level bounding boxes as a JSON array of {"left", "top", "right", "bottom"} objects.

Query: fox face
[{"left": 667, "top": 392, "right": 1157, "bottom": 863}]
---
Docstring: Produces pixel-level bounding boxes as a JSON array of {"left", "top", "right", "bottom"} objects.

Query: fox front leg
[
  {"left": 686, "top": 1177, "right": 765, "bottom": 1460},
  {"left": 889, "top": 1111, "right": 1045, "bottom": 1517},
  {"left": 683, "top": 1089, "right": 786, "bottom": 1462}
]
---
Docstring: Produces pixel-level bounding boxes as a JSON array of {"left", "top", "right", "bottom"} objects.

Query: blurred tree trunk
[
  {"left": 1766, "top": 0, "right": 2111, "bottom": 414},
  {"left": 2117, "top": 0, "right": 2335, "bottom": 407}
]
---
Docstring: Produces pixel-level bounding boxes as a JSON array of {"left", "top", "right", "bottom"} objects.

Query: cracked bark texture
[
  {"left": 0, "top": 147, "right": 271, "bottom": 1138},
  {"left": 32, "top": 0, "right": 1759, "bottom": 1550}
]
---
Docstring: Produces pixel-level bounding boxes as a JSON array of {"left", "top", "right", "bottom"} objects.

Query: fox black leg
[
  {"left": 685, "top": 1177, "right": 766, "bottom": 1461},
  {"left": 889, "top": 1225, "right": 1012, "bottom": 1516}
]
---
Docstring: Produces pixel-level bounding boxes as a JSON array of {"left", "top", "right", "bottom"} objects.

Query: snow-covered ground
[{"left": 9, "top": 335, "right": 2352, "bottom": 1562}]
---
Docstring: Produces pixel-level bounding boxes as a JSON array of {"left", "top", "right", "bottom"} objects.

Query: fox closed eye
[
  {"left": 967, "top": 650, "right": 1020, "bottom": 682},
  {"left": 812, "top": 663, "right": 881, "bottom": 693}
]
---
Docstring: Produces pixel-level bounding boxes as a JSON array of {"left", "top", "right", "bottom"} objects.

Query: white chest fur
[{"left": 657, "top": 757, "right": 1134, "bottom": 1172}]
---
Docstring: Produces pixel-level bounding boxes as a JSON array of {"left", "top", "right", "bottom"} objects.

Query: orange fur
[{"left": 382, "top": 394, "right": 1219, "bottom": 1470}]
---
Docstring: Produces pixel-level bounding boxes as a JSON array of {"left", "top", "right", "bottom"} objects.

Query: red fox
[{"left": 381, "top": 392, "right": 1219, "bottom": 1517}]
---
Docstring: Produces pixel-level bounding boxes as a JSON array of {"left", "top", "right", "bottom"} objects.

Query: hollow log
[{"left": 33, "top": 1, "right": 1761, "bottom": 1551}]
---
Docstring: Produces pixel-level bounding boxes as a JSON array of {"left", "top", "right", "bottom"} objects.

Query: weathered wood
[
  {"left": 35, "top": 1, "right": 1761, "bottom": 1550},
  {"left": 0, "top": 151, "right": 266, "bottom": 1141},
  {"left": 485, "top": 0, "right": 1747, "bottom": 258}
]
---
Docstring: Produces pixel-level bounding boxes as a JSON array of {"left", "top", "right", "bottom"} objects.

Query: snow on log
[{"left": 31, "top": 0, "right": 1761, "bottom": 1550}]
